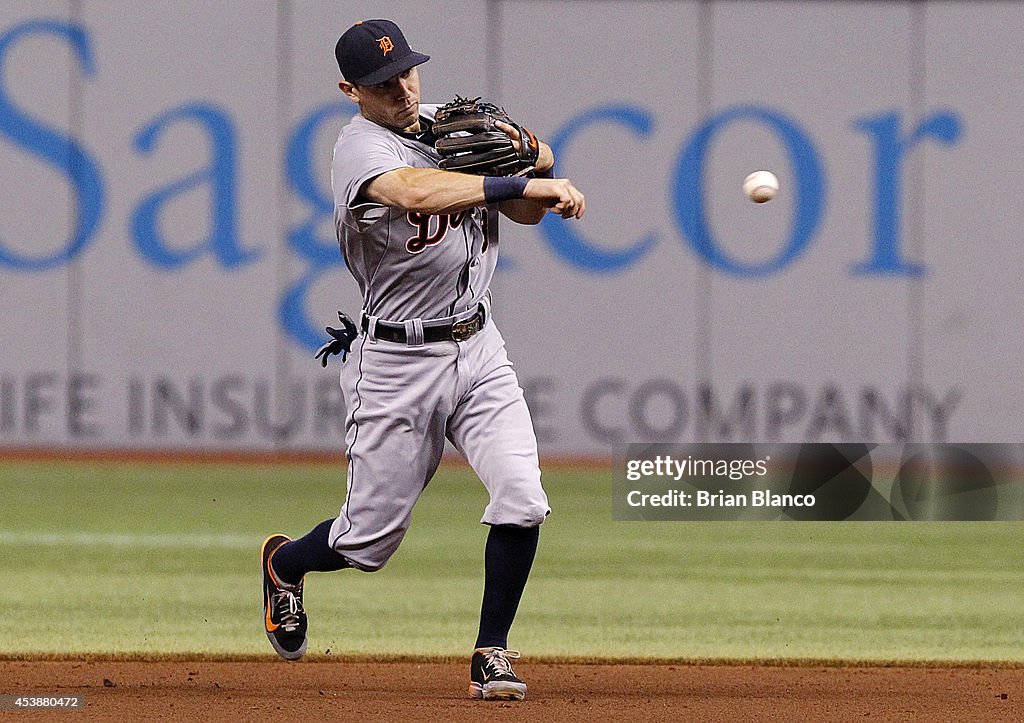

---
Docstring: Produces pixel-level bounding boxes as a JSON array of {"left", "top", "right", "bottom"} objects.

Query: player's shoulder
[
  {"left": 420, "top": 103, "right": 440, "bottom": 123},
  {"left": 337, "top": 113, "right": 387, "bottom": 144}
]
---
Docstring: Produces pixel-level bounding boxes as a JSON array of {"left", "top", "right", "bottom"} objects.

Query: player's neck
[{"left": 397, "top": 117, "right": 436, "bottom": 145}]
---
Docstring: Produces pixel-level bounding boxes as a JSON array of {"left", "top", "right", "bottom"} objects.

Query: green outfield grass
[{"left": 1, "top": 459, "right": 1022, "bottom": 662}]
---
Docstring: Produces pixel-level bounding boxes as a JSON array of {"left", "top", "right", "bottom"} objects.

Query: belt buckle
[{"left": 450, "top": 316, "right": 480, "bottom": 342}]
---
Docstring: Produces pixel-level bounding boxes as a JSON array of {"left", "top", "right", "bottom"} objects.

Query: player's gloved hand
[
  {"left": 432, "top": 96, "right": 539, "bottom": 176},
  {"left": 314, "top": 312, "right": 359, "bottom": 367}
]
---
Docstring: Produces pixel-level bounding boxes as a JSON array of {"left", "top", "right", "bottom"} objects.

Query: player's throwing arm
[{"left": 523, "top": 177, "right": 585, "bottom": 219}]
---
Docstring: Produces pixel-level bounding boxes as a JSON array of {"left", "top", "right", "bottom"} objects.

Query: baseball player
[{"left": 261, "top": 19, "right": 584, "bottom": 701}]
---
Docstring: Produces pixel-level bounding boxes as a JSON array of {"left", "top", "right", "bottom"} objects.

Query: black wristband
[{"left": 483, "top": 176, "right": 529, "bottom": 204}]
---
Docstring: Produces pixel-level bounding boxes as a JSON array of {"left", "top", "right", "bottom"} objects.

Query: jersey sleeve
[{"left": 332, "top": 125, "right": 409, "bottom": 232}]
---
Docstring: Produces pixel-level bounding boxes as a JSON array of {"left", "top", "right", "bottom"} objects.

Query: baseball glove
[{"left": 432, "top": 96, "right": 539, "bottom": 176}]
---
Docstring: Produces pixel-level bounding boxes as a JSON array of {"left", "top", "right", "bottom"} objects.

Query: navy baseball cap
[{"left": 335, "top": 19, "right": 430, "bottom": 86}]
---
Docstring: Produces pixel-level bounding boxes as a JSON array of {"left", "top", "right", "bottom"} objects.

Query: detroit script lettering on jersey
[{"left": 405, "top": 210, "right": 470, "bottom": 254}]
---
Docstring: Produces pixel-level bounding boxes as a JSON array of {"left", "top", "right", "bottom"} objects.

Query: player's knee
[
  {"left": 336, "top": 545, "right": 395, "bottom": 572},
  {"left": 483, "top": 498, "right": 550, "bottom": 528},
  {"left": 517, "top": 486, "right": 551, "bottom": 526},
  {"left": 330, "top": 528, "right": 405, "bottom": 572},
  {"left": 511, "top": 496, "right": 550, "bottom": 527},
  {"left": 522, "top": 504, "right": 549, "bottom": 527},
  {"left": 347, "top": 557, "right": 389, "bottom": 573}
]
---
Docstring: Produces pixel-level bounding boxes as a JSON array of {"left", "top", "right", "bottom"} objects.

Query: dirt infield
[{"left": 2, "top": 659, "right": 1021, "bottom": 721}]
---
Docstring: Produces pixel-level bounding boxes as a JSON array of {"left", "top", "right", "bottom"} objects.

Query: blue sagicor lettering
[
  {"left": 673, "top": 105, "right": 825, "bottom": 276},
  {"left": 131, "top": 102, "right": 259, "bottom": 269},
  {"left": 540, "top": 104, "right": 658, "bottom": 272},
  {"left": 851, "top": 110, "right": 963, "bottom": 276},
  {"left": 280, "top": 101, "right": 351, "bottom": 351},
  {"left": 0, "top": 19, "right": 104, "bottom": 271}
]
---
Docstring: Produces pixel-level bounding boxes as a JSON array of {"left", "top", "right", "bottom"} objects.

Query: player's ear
[{"left": 339, "top": 81, "right": 359, "bottom": 102}]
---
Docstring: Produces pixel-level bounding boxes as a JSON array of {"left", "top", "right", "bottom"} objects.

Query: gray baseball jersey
[
  {"left": 332, "top": 104, "right": 498, "bottom": 322},
  {"left": 327, "top": 104, "right": 549, "bottom": 572}
]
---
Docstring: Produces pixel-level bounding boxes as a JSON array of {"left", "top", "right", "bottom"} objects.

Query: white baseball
[{"left": 743, "top": 170, "right": 779, "bottom": 203}]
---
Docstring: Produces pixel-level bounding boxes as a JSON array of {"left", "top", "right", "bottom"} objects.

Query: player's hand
[
  {"left": 495, "top": 120, "right": 554, "bottom": 173},
  {"left": 523, "top": 177, "right": 586, "bottom": 219}
]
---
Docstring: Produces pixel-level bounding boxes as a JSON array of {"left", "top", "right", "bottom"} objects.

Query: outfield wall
[{"left": 0, "top": 1, "right": 1021, "bottom": 455}]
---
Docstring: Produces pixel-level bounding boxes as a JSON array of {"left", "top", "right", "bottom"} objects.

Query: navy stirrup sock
[
  {"left": 271, "top": 519, "right": 350, "bottom": 585},
  {"left": 475, "top": 524, "right": 540, "bottom": 650}
]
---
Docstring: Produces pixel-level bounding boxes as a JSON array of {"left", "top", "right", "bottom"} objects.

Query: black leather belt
[{"left": 361, "top": 307, "right": 486, "bottom": 344}]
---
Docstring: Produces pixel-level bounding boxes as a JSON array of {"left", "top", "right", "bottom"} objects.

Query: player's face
[{"left": 345, "top": 67, "right": 422, "bottom": 133}]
